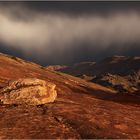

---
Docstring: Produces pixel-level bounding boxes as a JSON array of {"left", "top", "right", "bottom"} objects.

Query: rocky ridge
[{"left": 56, "top": 56, "right": 140, "bottom": 93}]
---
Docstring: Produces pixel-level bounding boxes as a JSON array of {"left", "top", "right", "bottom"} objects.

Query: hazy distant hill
[{"left": 51, "top": 56, "right": 140, "bottom": 93}]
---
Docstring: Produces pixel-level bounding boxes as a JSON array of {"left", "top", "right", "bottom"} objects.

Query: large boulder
[{"left": 0, "top": 78, "right": 57, "bottom": 105}]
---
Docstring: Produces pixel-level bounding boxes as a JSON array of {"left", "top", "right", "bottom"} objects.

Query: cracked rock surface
[{"left": 0, "top": 78, "right": 57, "bottom": 105}]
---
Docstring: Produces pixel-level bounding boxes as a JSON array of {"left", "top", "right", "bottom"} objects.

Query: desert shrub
[
  {"left": 40, "top": 66, "right": 46, "bottom": 70},
  {"left": 11, "top": 56, "right": 18, "bottom": 61},
  {"left": 10, "top": 56, "right": 22, "bottom": 63}
]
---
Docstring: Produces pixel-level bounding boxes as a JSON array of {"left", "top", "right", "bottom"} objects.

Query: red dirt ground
[{"left": 0, "top": 53, "right": 140, "bottom": 139}]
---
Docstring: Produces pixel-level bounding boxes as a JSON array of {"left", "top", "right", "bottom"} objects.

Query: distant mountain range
[{"left": 47, "top": 55, "right": 140, "bottom": 94}]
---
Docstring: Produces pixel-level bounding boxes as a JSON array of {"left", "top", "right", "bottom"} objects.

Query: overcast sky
[{"left": 0, "top": 2, "right": 140, "bottom": 65}]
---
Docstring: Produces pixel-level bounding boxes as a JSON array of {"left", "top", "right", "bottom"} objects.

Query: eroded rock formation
[{"left": 0, "top": 78, "right": 57, "bottom": 105}]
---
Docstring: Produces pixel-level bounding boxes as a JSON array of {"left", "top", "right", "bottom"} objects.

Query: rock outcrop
[{"left": 0, "top": 78, "right": 57, "bottom": 105}]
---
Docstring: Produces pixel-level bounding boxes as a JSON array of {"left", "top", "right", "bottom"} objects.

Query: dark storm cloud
[
  {"left": 0, "top": 2, "right": 140, "bottom": 65},
  {"left": 1, "top": 1, "right": 140, "bottom": 15}
]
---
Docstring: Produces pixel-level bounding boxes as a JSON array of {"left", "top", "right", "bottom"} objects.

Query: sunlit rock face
[{"left": 0, "top": 78, "right": 57, "bottom": 105}]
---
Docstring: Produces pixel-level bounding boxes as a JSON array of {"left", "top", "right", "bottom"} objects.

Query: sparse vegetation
[
  {"left": 40, "top": 66, "right": 46, "bottom": 70},
  {"left": 10, "top": 56, "right": 23, "bottom": 63}
]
